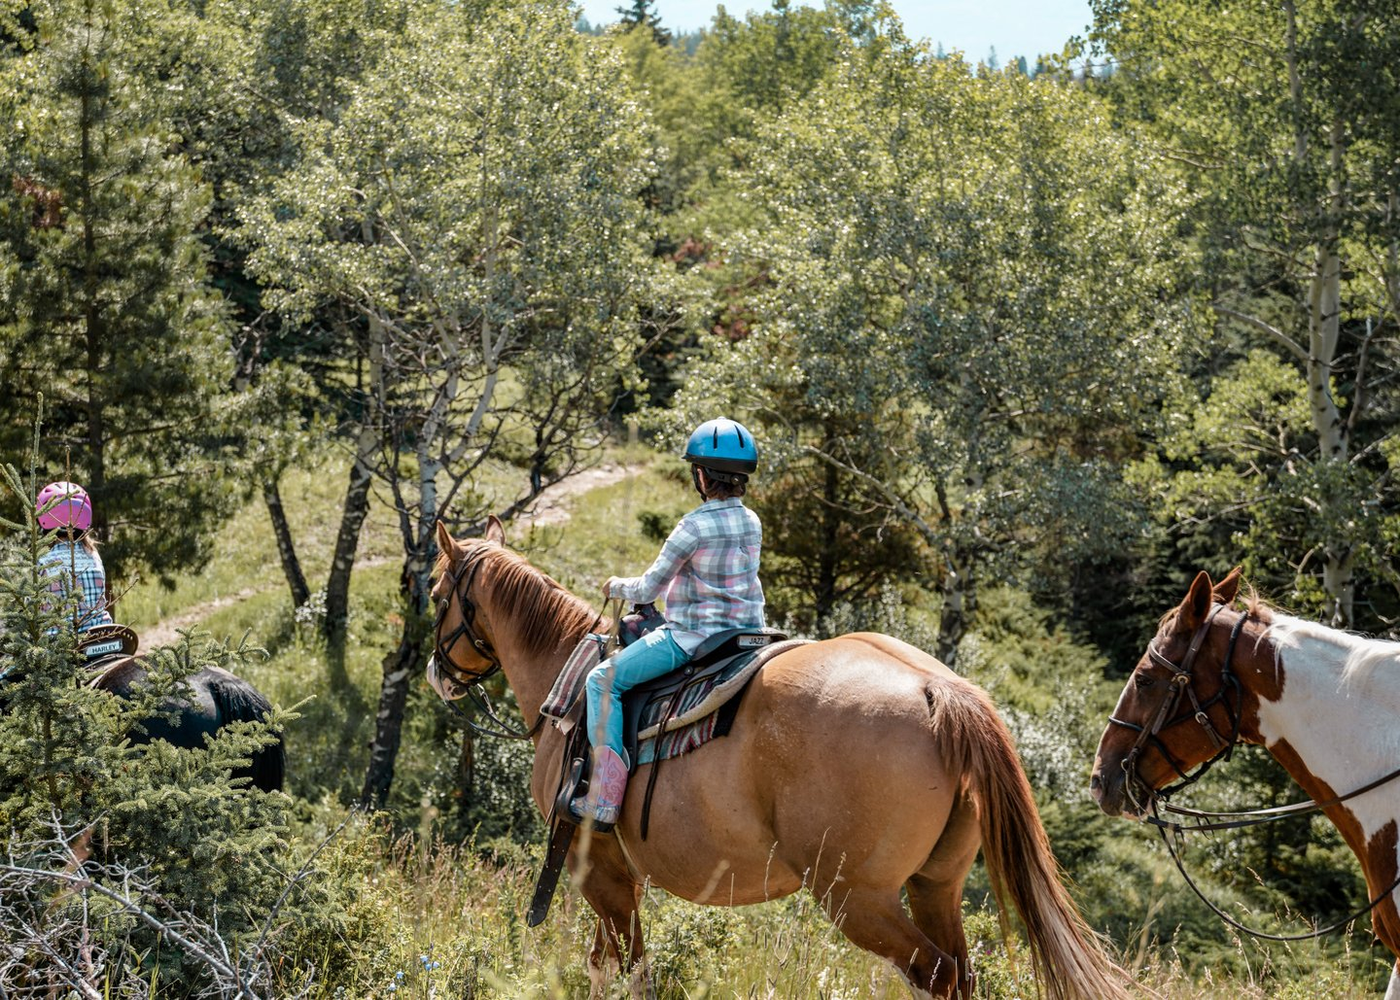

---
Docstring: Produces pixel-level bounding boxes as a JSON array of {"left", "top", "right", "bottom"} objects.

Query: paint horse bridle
[
  {"left": 431, "top": 544, "right": 543, "bottom": 741},
  {"left": 1109, "top": 604, "right": 1247, "bottom": 812},
  {"left": 1111, "top": 602, "right": 1400, "bottom": 941}
]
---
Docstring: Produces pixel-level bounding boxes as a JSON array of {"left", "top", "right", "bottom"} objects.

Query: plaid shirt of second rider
[
  {"left": 38, "top": 541, "right": 115, "bottom": 632},
  {"left": 609, "top": 496, "right": 765, "bottom": 654}
]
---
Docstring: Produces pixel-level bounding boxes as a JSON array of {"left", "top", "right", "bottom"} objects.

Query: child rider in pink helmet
[{"left": 36, "top": 480, "right": 115, "bottom": 633}]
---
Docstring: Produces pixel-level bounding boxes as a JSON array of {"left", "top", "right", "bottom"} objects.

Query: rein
[
  {"left": 433, "top": 545, "right": 544, "bottom": 741},
  {"left": 1113, "top": 602, "right": 1400, "bottom": 940},
  {"left": 1151, "top": 797, "right": 1400, "bottom": 941}
]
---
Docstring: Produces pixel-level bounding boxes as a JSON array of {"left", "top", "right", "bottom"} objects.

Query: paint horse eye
[{"left": 1133, "top": 672, "right": 1154, "bottom": 690}]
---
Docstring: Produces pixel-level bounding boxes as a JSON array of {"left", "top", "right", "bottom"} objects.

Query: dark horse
[
  {"left": 92, "top": 654, "right": 285, "bottom": 793},
  {"left": 3, "top": 626, "right": 285, "bottom": 794}
]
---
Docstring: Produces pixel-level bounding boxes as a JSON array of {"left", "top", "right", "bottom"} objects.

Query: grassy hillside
[{"left": 110, "top": 452, "right": 1393, "bottom": 998}]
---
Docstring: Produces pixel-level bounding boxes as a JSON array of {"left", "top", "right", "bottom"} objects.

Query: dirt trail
[{"left": 141, "top": 463, "right": 642, "bottom": 647}]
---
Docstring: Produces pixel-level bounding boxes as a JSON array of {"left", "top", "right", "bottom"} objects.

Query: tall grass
[{"left": 267, "top": 819, "right": 1387, "bottom": 998}]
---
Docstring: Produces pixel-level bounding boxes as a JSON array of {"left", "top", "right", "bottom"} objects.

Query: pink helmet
[{"left": 36, "top": 480, "right": 93, "bottom": 532}]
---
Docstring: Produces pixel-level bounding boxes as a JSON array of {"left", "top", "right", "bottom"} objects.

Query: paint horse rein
[{"left": 1110, "top": 601, "right": 1400, "bottom": 941}]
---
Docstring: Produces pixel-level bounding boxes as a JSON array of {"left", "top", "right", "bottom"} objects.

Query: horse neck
[
  {"left": 475, "top": 556, "right": 593, "bottom": 728},
  {"left": 1245, "top": 614, "right": 1400, "bottom": 797},
  {"left": 490, "top": 633, "right": 562, "bottom": 730}
]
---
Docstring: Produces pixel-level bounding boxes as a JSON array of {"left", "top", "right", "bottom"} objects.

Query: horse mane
[
  {"left": 1241, "top": 583, "right": 1269, "bottom": 620},
  {"left": 1264, "top": 612, "right": 1400, "bottom": 681},
  {"left": 457, "top": 543, "right": 600, "bottom": 660}
]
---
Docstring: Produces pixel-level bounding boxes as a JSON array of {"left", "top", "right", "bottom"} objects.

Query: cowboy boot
[{"left": 569, "top": 746, "right": 629, "bottom": 831}]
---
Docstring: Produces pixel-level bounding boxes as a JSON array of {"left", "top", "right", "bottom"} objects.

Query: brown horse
[
  {"left": 1091, "top": 569, "right": 1400, "bottom": 999},
  {"left": 430, "top": 518, "right": 1128, "bottom": 1000}
]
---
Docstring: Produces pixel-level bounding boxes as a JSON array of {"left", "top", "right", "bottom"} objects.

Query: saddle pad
[
  {"left": 635, "top": 638, "right": 811, "bottom": 766},
  {"left": 541, "top": 634, "right": 608, "bottom": 722},
  {"left": 636, "top": 638, "right": 809, "bottom": 741}
]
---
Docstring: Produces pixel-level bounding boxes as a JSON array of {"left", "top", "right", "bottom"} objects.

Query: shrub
[{"left": 0, "top": 455, "right": 323, "bottom": 996}]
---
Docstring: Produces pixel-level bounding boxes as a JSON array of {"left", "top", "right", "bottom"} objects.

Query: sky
[{"left": 577, "top": 0, "right": 1096, "bottom": 63}]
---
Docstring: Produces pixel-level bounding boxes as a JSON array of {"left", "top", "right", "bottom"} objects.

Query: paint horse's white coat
[
  {"left": 1262, "top": 616, "right": 1400, "bottom": 988},
  {"left": 1260, "top": 616, "right": 1400, "bottom": 852}
]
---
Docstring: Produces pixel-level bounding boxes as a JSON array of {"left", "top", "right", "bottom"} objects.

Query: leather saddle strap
[{"left": 638, "top": 683, "right": 687, "bottom": 842}]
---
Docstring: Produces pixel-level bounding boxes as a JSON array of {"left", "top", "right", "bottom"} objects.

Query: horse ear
[
  {"left": 1179, "top": 570, "right": 1215, "bottom": 632},
  {"left": 1214, "top": 566, "right": 1242, "bottom": 605},
  {"left": 435, "top": 520, "right": 458, "bottom": 560},
  {"left": 484, "top": 514, "right": 506, "bottom": 545}
]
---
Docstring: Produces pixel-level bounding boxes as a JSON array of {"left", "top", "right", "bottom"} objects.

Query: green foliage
[
  {"left": 0, "top": 452, "right": 315, "bottom": 993},
  {"left": 0, "top": 0, "right": 256, "bottom": 584},
  {"left": 1091, "top": 0, "right": 1400, "bottom": 628},
  {"left": 670, "top": 30, "right": 1192, "bottom": 658}
]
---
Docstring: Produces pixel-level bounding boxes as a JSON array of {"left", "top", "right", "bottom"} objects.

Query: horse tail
[
  {"left": 204, "top": 669, "right": 286, "bottom": 794},
  {"left": 931, "top": 681, "right": 1130, "bottom": 1000}
]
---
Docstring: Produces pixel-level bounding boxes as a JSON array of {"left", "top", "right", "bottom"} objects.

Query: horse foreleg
[
  {"left": 586, "top": 920, "right": 616, "bottom": 999},
  {"left": 1386, "top": 960, "right": 1400, "bottom": 1000},
  {"left": 570, "top": 835, "right": 654, "bottom": 999},
  {"left": 821, "top": 887, "right": 960, "bottom": 999},
  {"left": 585, "top": 897, "right": 654, "bottom": 1000}
]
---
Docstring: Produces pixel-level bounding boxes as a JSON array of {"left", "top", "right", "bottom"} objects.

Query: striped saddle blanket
[{"left": 542, "top": 631, "right": 810, "bottom": 768}]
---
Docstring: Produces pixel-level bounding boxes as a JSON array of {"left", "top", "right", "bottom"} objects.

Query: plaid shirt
[
  {"left": 612, "top": 498, "right": 765, "bottom": 654},
  {"left": 39, "top": 541, "right": 115, "bottom": 632}
]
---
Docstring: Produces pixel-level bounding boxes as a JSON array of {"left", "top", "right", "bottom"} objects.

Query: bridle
[
  {"left": 1110, "top": 601, "right": 1400, "bottom": 940},
  {"left": 1109, "top": 603, "right": 1247, "bottom": 811},
  {"left": 432, "top": 544, "right": 543, "bottom": 741}
]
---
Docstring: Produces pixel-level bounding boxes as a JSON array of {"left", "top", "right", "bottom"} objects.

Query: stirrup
[
  {"left": 568, "top": 793, "right": 618, "bottom": 834},
  {"left": 554, "top": 756, "right": 585, "bottom": 824}
]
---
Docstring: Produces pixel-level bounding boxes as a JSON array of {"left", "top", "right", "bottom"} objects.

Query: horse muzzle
[
  {"left": 1090, "top": 756, "right": 1150, "bottom": 820},
  {"left": 426, "top": 655, "right": 470, "bottom": 703}
]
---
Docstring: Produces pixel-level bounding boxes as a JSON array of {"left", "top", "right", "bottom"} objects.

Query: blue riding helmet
[{"left": 683, "top": 418, "right": 758, "bottom": 475}]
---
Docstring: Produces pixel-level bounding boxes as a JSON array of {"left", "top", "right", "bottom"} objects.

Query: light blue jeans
[{"left": 585, "top": 628, "right": 688, "bottom": 759}]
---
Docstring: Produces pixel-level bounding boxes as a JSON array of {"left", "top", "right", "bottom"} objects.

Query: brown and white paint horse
[
  {"left": 1092, "top": 568, "right": 1400, "bottom": 998},
  {"left": 431, "top": 517, "right": 1130, "bottom": 1000}
]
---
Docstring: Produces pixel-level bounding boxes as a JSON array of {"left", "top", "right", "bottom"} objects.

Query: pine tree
[
  {"left": 0, "top": 431, "right": 302, "bottom": 990},
  {"left": 616, "top": 0, "right": 670, "bottom": 46},
  {"left": 0, "top": 0, "right": 244, "bottom": 585}
]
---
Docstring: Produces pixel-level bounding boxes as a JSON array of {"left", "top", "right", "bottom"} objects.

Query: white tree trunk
[{"left": 1307, "top": 117, "right": 1352, "bottom": 627}]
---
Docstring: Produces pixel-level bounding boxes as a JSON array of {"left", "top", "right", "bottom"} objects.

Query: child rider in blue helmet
[{"left": 571, "top": 418, "right": 766, "bottom": 828}]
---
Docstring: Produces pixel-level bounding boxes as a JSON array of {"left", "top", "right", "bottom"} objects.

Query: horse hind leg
[
  {"left": 905, "top": 873, "right": 974, "bottom": 999},
  {"left": 823, "top": 887, "right": 963, "bottom": 999},
  {"left": 904, "top": 795, "right": 982, "bottom": 998}
]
